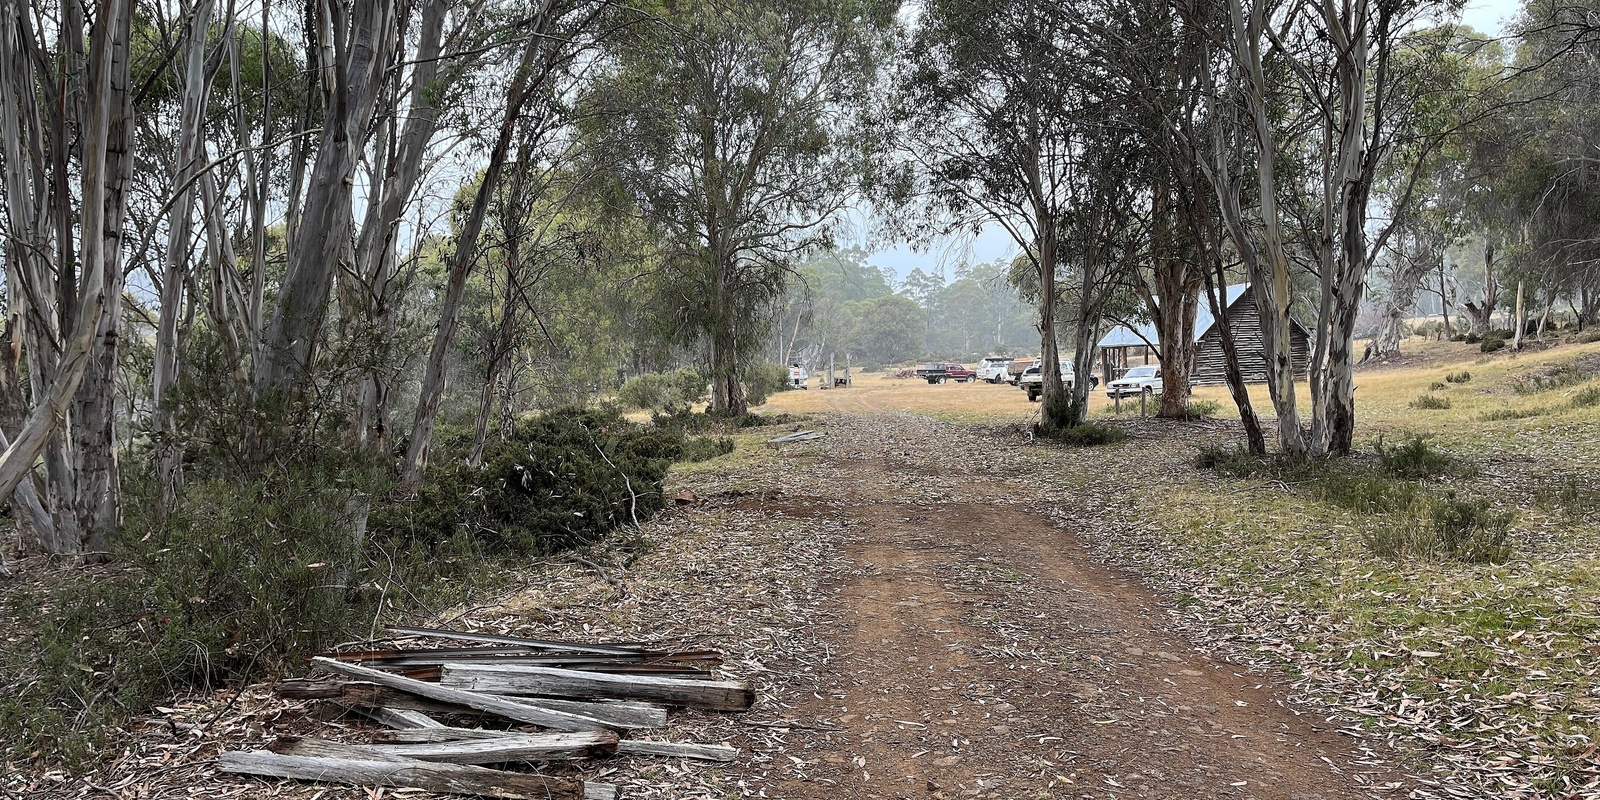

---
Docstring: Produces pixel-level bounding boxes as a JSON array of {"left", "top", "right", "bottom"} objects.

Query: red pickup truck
[{"left": 914, "top": 362, "right": 977, "bottom": 384}]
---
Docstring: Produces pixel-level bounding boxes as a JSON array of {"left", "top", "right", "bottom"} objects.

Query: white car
[
  {"left": 976, "top": 356, "right": 1013, "bottom": 384},
  {"left": 1106, "top": 364, "right": 1162, "bottom": 398},
  {"left": 788, "top": 364, "right": 809, "bottom": 390}
]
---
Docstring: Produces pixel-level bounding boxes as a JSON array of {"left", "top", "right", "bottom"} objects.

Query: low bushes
[
  {"left": 1195, "top": 437, "right": 1505, "bottom": 563},
  {"left": 1376, "top": 434, "right": 1473, "bottom": 480},
  {"left": 1429, "top": 381, "right": 1448, "bottom": 391},
  {"left": 618, "top": 368, "right": 708, "bottom": 412},
  {"left": 1478, "top": 406, "right": 1548, "bottom": 422},
  {"left": 650, "top": 407, "right": 804, "bottom": 434},
  {"left": 1410, "top": 393, "right": 1452, "bottom": 410},
  {"left": 1193, "top": 443, "right": 1269, "bottom": 478},
  {"left": 1041, "top": 422, "right": 1128, "bottom": 447},
  {"left": 1513, "top": 363, "right": 1591, "bottom": 394},
  {"left": 3, "top": 406, "right": 725, "bottom": 766},
  {"left": 2, "top": 455, "right": 388, "bottom": 765},
  {"left": 1572, "top": 384, "right": 1600, "bottom": 408},
  {"left": 1537, "top": 474, "right": 1600, "bottom": 518},
  {"left": 1184, "top": 399, "right": 1222, "bottom": 419},
  {"left": 1363, "top": 494, "right": 1514, "bottom": 565},
  {"left": 379, "top": 408, "right": 686, "bottom": 556},
  {"left": 1445, "top": 370, "right": 1472, "bottom": 383}
]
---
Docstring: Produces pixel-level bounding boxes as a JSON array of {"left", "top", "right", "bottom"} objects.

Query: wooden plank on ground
[
  {"left": 289, "top": 679, "right": 668, "bottom": 729},
  {"left": 371, "top": 731, "right": 618, "bottom": 763},
  {"left": 439, "top": 664, "right": 755, "bottom": 712},
  {"left": 345, "top": 704, "right": 446, "bottom": 730},
  {"left": 310, "top": 657, "right": 615, "bottom": 731},
  {"left": 386, "top": 625, "right": 647, "bottom": 656},
  {"left": 216, "top": 750, "right": 586, "bottom": 799},
  {"left": 618, "top": 739, "right": 737, "bottom": 762},
  {"left": 519, "top": 697, "right": 669, "bottom": 729},
  {"left": 375, "top": 726, "right": 514, "bottom": 743},
  {"left": 273, "top": 732, "right": 619, "bottom": 764}
]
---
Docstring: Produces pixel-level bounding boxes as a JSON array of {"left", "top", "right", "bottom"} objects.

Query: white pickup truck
[
  {"left": 976, "top": 356, "right": 1013, "bottom": 384},
  {"left": 1017, "top": 361, "right": 1099, "bottom": 402}
]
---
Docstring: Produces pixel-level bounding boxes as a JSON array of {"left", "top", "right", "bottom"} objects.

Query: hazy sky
[{"left": 861, "top": 0, "right": 1524, "bottom": 287}]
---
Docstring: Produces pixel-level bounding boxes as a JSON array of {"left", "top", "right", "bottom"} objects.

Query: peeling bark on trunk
[
  {"left": 255, "top": 0, "right": 397, "bottom": 400},
  {"left": 1143, "top": 179, "right": 1205, "bottom": 418},
  {"left": 0, "top": 0, "right": 132, "bottom": 549},
  {"left": 354, "top": 0, "right": 452, "bottom": 455}
]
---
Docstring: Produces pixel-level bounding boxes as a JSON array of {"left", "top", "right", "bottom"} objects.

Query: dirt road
[{"left": 715, "top": 412, "right": 1403, "bottom": 799}]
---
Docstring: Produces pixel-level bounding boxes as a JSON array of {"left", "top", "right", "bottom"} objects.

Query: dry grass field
[{"left": 758, "top": 338, "right": 1600, "bottom": 459}]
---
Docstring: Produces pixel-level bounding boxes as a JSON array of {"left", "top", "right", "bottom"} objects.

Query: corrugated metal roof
[{"left": 1097, "top": 283, "right": 1250, "bottom": 349}]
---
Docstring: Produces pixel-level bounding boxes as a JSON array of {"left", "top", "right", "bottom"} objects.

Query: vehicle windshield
[{"left": 1124, "top": 366, "right": 1157, "bottom": 378}]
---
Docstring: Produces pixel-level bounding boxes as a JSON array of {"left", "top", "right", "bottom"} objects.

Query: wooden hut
[{"left": 1097, "top": 283, "right": 1311, "bottom": 385}]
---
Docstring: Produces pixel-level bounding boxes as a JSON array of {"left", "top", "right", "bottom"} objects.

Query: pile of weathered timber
[{"left": 217, "top": 625, "right": 753, "bottom": 799}]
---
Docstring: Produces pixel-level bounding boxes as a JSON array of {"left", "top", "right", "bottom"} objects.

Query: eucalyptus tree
[
  {"left": 399, "top": 0, "right": 619, "bottom": 488},
  {"left": 253, "top": 0, "right": 401, "bottom": 400},
  {"left": 1192, "top": 0, "right": 1469, "bottom": 457},
  {"left": 1481, "top": 1, "right": 1600, "bottom": 331},
  {"left": 581, "top": 0, "right": 894, "bottom": 416},
  {"left": 0, "top": 0, "right": 134, "bottom": 554},
  {"left": 891, "top": 0, "right": 1141, "bottom": 429},
  {"left": 1362, "top": 28, "right": 1500, "bottom": 357}
]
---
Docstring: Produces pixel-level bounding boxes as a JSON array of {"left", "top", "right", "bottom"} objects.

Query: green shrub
[
  {"left": 1451, "top": 333, "right": 1467, "bottom": 342},
  {"left": 617, "top": 368, "right": 708, "bottom": 412},
  {"left": 1464, "top": 333, "right": 1482, "bottom": 344},
  {"left": 1, "top": 457, "right": 386, "bottom": 765},
  {"left": 1376, "top": 434, "right": 1470, "bottom": 480},
  {"left": 1194, "top": 444, "right": 1270, "bottom": 477},
  {"left": 743, "top": 363, "right": 791, "bottom": 406},
  {"left": 1185, "top": 399, "right": 1222, "bottom": 418},
  {"left": 1310, "top": 469, "right": 1421, "bottom": 514},
  {"left": 1445, "top": 371, "right": 1472, "bottom": 383},
  {"left": 1537, "top": 474, "right": 1599, "bottom": 518},
  {"left": 1195, "top": 445, "right": 1420, "bottom": 514},
  {"left": 678, "top": 436, "right": 735, "bottom": 462},
  {"left": 1488, "top": 328, "right": 1514, "bottom": 339},
  {"left": 650, "top": 407, "right": 804, "bottom": 433},
  {"left": 1572, "top": 384, "right": 1600, "bottom": 408},
  {"left": 377, "top": 408, "right": 679, "bottom": 556},
  {"left": 1042, "top": 422, "right": 1127, "bottom": 447},
  {"left": 1429, "top": 381, "right": 1448, "bottom": 391},
  {"left": 1363, "top": 494, "right": 1513, "bottom": 564},
  {"left": 1409, "top": 393, "right": 1452, "bottom": 410},
  {"left": 1477, "top": 406, "right": 1548, "bottom": 422},
  {"left": 1480, "top": 337, "right": 1506, "bottom": 353},
  {"left": 1431, "top": 495, "right": 1514, "bottom": 563}
]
